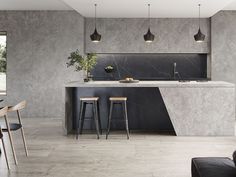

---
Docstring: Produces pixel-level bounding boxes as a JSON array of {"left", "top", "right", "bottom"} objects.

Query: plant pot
[
  {"left": 84, "top": 71, "right": 93, "bottom": 82},
  {"left": 84, "top": 78, "right": 90, "bottom": 82}
]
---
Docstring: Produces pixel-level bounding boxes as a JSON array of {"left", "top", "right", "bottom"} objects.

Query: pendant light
[
  {"left": 90, "top": 4, "right": 101, "bottom": 42},
  {"left": 144, "top": 4, "right": 155, "bottom": 43},
  {"left": 194, "top": 4, "right": 205, "bottom": 42}
]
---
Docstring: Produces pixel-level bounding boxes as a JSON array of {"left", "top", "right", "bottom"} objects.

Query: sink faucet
[{"left": 173, "top": 62, "right": 179, "bottom": 79}]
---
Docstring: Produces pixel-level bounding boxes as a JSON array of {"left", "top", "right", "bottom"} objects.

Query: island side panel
[
  {"left": 159, "top": 87, "right": 235, "bottom": 136},
  {"left": 65, "top": 87, "right": 75, "bottom": 135}
]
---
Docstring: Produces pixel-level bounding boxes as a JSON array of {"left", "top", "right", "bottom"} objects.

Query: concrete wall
[
  {"left": 0, "top": 11, "right": 84, "bottom": 118},
  {"left": 211, "top": 11, "right": 236, "bottom": 115},
  {"left": 85, "top": 18, "right": 210, "bottom": 53},
  {"left": 1, "top": 11, "right": 232, "bottom": 119},
  {"left": 211, "top": 11, "right": 236, "bottom": 84}
]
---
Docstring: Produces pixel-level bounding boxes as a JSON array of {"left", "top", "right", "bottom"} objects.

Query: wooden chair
[
  {"left": 3, "top": 101, "right": 28, "bottom": 158},
  {"left": 0, "top": 106, "right": 10, "bottom": 170},
  {"left": 0, "top": 105, "right": 18, "bottom": 165}
]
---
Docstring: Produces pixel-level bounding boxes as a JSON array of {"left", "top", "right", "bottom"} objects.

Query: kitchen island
[{"left": 65, "top": 81, "right": 235, "bottom": 136}]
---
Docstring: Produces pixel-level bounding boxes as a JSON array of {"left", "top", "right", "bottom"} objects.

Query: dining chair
[
  {"left": 0, "top": 106, "right": 10, "bottom": 170},
  {"left": 0, "top": 106, "right": 18, "bottom": 165},
  {"left": 3, "top": 100, "right": 28, "bottom": 157}
]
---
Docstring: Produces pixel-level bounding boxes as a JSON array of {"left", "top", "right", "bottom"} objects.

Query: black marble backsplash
[{"left": 91, "top": 53, "right": 208, "bottom": 80}]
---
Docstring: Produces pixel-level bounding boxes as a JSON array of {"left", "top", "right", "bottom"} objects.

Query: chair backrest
[
  {"left": 8, "top": 100, "right": 26, "bottom": 112},
  {"left": 0, "top": 106, "right": 8, "bottom": 117}
]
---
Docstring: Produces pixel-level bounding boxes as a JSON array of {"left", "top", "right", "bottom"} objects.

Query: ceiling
[
  {"left": 62, "top": 0, "right": 236, "bottom": 18},
  {"left": 224, "top": 0, "right": 236, "bottom": 10},
  {"left": 0, "top": 0, "right": 236, "bottom": 17}
]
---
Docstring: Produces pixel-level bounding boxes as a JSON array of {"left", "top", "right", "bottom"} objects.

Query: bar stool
[
  {"left": 106, "top": 97, "right": 129, "bottom": 139},
  {"left": 76, "top": 97, "right": 101, "bottom": 140}
]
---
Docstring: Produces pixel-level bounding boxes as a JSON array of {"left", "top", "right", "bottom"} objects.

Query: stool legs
[
  {"left": 106, "top": 100, "right": 129, "bottom": 139},
  {"left": 76, "top": 100, "right": 101, "bottom": 140},
  {"left": 76, "top": 101, "right": 85, "bottom": 139},
  {"left": 122, "top": 101, "right": 129, "bottom": 139},
  {"left": 106, "top": 101, "right": 113, "bottom": 139},
  {"left": 96, "top": 102, "right": 102, "bottom": 135},
  {"left": 79, "top": 103, "right": 86, "bottom": 135},
  {"left": 93, "top": 101, "right": 100, "bottom": 139}
]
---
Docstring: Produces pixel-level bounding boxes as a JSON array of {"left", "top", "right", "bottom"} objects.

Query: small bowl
[{"left": 104, "top": 67, "right": 114, "bottom": 73}]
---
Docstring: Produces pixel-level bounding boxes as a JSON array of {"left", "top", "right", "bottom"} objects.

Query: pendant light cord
[
  {"left": 198, "top": 4, "right": 201, "bottom": 29},
  {"left": 94, "top": 4, "right": 97, "bottom": 28},
  {"left": 148, "top": 4, "right": 150, "bottom": 29}
]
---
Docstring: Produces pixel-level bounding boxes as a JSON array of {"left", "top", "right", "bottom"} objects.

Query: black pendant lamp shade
[
  {"left": 90, "top": 4, "right": 101, "bottom": 42},
  {"left": 194, "top": 4, "right": 205, "bottom": 42},
  {"left": 90, "top": 28, "right": 101, "bottom": 42},
  {"left": 144, "top": 4, "right": 155, "bottom": 42},
  {"left": 194, "top": 28, "right": 205, "bottom": 42},
  {"left": 144, "top": 28, "right": 155, "bottom": 42}
]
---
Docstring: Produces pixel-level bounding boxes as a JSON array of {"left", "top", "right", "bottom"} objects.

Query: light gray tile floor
[{"left": 0, "top": 118, "right": 235, "bottom": 177}]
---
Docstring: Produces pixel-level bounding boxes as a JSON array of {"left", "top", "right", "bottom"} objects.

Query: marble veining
[
  {"left": 211, "top": 11, "right": 236, "bottom": 116},
  {"left": 91, "top": 54, "right": 207, "bottom": 81},
  {"left": 160, "top": 87, "right": 235, "bottom": 136}
]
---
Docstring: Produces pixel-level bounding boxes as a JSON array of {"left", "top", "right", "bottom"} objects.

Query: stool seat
[
  {"left": 109, "top": 97, "right": 127, "bottom": 101},
  {"left": 80, "top": 97, "right": 99, "bottom": 101}
]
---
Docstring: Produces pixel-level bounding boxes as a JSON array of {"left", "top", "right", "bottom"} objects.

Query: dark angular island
[{"left": 65, "top": 81, "right": 235, "bottom": 136}]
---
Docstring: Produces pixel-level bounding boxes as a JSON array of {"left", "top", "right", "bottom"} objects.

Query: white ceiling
[
  {"left": 224, "top": 0, "right": 236, "bottom": 10},
  {"left": 0, "top": 0, "right": 71, "bottom": 10},
  {"left": 0, "top": 0, "right": 236, "bottom": 17},
  {"left": 62, "top": 0, "right": 236, "bottom": 18}
]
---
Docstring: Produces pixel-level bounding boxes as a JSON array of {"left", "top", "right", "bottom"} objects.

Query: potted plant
[{"left": 67, "top": 49, "right": 97, "bottom": 82}]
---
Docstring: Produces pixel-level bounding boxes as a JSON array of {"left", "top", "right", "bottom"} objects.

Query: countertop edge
[{"left": 64, "top": 81, "right": 235, "bottom": 88}]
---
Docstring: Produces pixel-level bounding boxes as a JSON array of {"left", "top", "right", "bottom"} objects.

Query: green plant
[{"left": 67, "top": 49, "right": 97, "bottom": 79}]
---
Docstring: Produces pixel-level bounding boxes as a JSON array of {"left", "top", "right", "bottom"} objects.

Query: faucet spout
[{"left": 173, "top": 62, "right": 178, "bottom": 79}]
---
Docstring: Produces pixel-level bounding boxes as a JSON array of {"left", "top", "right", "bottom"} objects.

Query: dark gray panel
[
  {"left": 65, "top": 87, "right": 175, "bottom": 134},
  {"left": 91, "top": 53, "right": 207, "bottom": 80}
]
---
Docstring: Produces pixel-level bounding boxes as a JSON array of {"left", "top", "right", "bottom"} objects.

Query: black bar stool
[
  {"left": 76, "top": 97, "right": 101, "bottom": 140},
  {"left": 106, "top": 97, "right": 129, "bottom": 139}
]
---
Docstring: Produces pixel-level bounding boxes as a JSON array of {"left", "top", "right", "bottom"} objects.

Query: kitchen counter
[
  {"left": 64, "top": 80, "right": 235, "bottom": 136},
  {"left": 65, "top": 80, "right": 234, "bottom": 88}
]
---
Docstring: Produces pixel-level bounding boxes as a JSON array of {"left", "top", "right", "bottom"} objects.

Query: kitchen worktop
[
  {"left": 65, "top": 80, "right": 235, "bottom": 136},
  {"left": 65, "top": 80, "right": 234, "bottom": 88}
]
